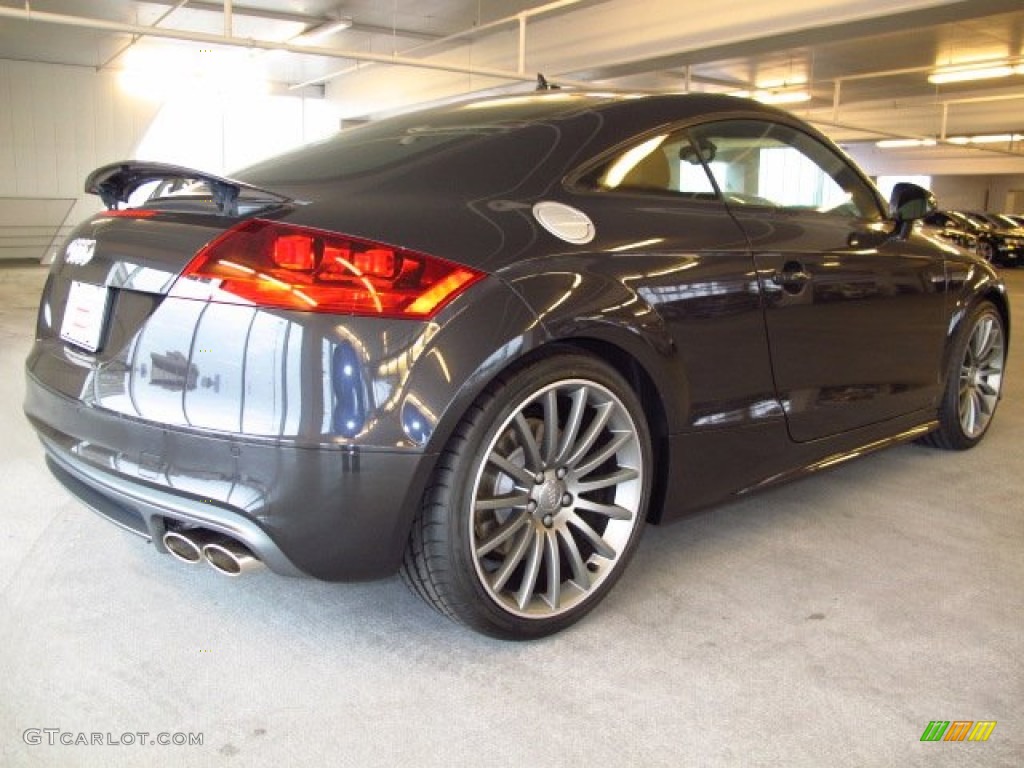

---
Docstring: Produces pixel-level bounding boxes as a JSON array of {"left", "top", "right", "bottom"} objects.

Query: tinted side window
[
  {"left": 579, "top": 131, "right": 719, "bottom": 199},
  {"left": 687, "top": 120, "right": 883, "bottom": 220}
]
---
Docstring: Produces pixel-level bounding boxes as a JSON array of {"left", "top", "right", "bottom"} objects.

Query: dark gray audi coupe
[{"left": 24, "top": 91, "right": 1009, "bottom": 639}]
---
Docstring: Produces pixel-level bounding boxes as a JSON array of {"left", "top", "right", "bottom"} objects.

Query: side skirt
[{"left": 655, "top": 413, "right": 938, "bottom": 523}]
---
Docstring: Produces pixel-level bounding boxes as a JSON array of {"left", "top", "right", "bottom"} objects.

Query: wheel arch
[
  {"left": 920, "top": 276, "right": 1009, "bottom": 450},
  {"left": 940, "top": 265, "right": 1011, "bottom": 384},
  {"left": 983, "top": 286, "right": 1011, "bottom": 346},
  {"left": 426, "top": 332, "right": 676, "bottom": 525},
  {"left": 394, "top": 274, "right": 687, "bottom": 560}
]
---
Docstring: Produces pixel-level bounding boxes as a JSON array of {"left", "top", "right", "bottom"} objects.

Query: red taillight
[
  {"left": 171, "top": 219, "right": 484, "bottom": 318},
  {"left": 273, "top": 234, "right": 316, "bottom": 270},
  {"left": 354, "top": 248, "right": 397, "bottom": 277},
  {"left": 100, "top": 209, "right": 158, "bottom": 218}
]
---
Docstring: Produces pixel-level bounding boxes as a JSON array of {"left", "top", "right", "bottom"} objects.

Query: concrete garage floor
[{"left": 0, "top": 262, "right": 1021, "bottom": 768}]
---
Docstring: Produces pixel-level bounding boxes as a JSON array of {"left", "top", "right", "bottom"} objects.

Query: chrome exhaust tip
[
  {"left": 162, "top": 528, "right": 211, "bottom": 564},
  {"left": 202, "top": 539, "right": 261, "bottom": 576}
]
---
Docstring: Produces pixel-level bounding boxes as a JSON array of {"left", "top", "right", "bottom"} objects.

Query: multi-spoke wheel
[
  {"left": 922, "top": 300, "right": 1006, "bottom": 450},
  {"left": 957, "top": 308, "right": 1005, "bottom": 438},
  {"left": 401, "top": 352, "right": 651, "bottom": 639}
]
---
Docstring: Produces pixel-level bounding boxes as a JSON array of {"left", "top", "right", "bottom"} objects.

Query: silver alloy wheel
[
  {"left": 958, "top": 311, "right": 1005, "bottom": 438},
  {"left": 469, "top": 379, "right": 644, "bottom": 619}
]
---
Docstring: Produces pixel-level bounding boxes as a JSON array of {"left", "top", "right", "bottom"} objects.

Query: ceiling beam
[
  {"left": 0, "top": 5, "right": 593, "bottom": 87},
  {"left": 290, "top": 0, "right": 604, "bottom": 90},
  {"left": 557, "top": 0, "right": 1024, "bottom": 83},
  {"left": 98, "top": 0, "right": 191, "bottom": 70},
  {"left": 143, "top": 0, "right": 442, "bottom": 41}
]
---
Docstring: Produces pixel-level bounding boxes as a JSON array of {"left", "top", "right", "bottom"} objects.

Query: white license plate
[{"left": 60, "top": 281, "right": 110, "bottom": 352}]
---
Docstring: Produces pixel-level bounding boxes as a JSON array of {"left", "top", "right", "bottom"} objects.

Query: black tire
[
  {"left": 920, "top": 300, "right": 1006, "bottom": 450},
  {"left": 401, "top": 351, "right": 652, "bottom": 640}
]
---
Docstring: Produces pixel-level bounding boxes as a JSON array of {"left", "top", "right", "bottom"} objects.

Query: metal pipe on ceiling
[
  {"left": 833, "top": 55, "right": 1024, "bottom": 84},
  {"left": 99, "top": 0, "right": 191, "bottom": 70},
  {"left": 0, "top": 4, "right": 591, "bottom": 89},
  {"left": 292, "top": 0, "right": 595, "bottom": 89},
  {"left": 810, "top": 117, "right": 1023, "bottom": 159},
  {"left": 144, "top": 0, "right": 438, "bottom": 41},
  {"left": 518, "top": 15, "right": 527, "bottom": 74},
  {"left": 424, "top": 0, "right": 591, "bottom": 47},
  {"left": 3, "top": 1, "right": 1019, "bottom": 159},
  {"left": 941, "top": 92, "right": 1024, "bottom": 106},
  {"left": 938, "top": 91, "right": 1024, "bottom": 143}
]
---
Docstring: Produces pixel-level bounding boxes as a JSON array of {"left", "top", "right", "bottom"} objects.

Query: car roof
[
  {"left": 386, "top": 90, "right": 797, "bottom": 136},
  {"left": 236, "top": 89, "right": 807, "bottom": 191}
]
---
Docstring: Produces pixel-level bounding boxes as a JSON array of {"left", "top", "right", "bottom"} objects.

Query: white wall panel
[
  {"left": 0, "top": 57, "right": 339, "bottom": 261},
  {"left": 929, "top": 176, "right": 994, "bottom": 212},
  {"left": 0, "top": 62, "right": 15, "bottom": 194},
  {"left": 0, "top": 59, "right": 159, "bottom": 261},
  {"left": 988, "top": 176, "right": 1024, "bottom": 213}
]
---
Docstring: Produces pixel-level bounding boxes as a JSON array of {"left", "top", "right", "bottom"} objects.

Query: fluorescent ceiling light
[
  {"left": 964, "top": 134, "right": 1013, "bottom": 144},
  {"left": 946, "top": 134, "right": 1020, "bottom": 145},
  {"left": 755, "top": 76, "right": 808, "bottom": 89},
  {"left": 928, "top": 65, "right": 1014, "bottom": 84},
  {"left": 753, "top": 90, "right": 811, "bottom": 104},
  {"left": 296, "top": 17, "right": 353, "bottom": 42},
  {"left": 942, "top": 135, "right": 1024, "bottom": 145},
  {"left": 876, "top": 138, "right": 936, "bottom": 148}
]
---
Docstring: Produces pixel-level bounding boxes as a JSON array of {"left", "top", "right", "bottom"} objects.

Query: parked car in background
[
  {"left": 962, "top": 211, "right": 1023, "bottom": 266},
  {"left": 23, "top": 91, "right": 1011, "bottom": 639},
  {"left": 1004, "top": 214, "right": 1024, "bottom": 228},
  {"left": 920, "top": 210, "right": 980, "bottom": 253},
  {"left": 976, "top": 212, "right": 1024, "bottom": 232}
]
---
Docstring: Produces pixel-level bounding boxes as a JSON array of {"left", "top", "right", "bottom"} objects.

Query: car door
[
  {"left": 565, "top": 127, "right": 778, "bottom": 438},
  {"left": 687, "top": 119, "right": 948, "bottom": 443}
]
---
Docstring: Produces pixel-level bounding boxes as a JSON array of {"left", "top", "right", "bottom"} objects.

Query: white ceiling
[{"left": 1, "top": 0, "right": 1023, "bottom": 173}]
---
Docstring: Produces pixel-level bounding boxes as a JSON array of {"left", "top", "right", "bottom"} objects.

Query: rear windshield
[{"left": 235, "top": 93, "right": 606, "bottom": 186}]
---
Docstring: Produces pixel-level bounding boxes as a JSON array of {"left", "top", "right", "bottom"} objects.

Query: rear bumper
[
  {"left": 25, "top": 373, "right": 435, "bottom": 580},
  {"left": 42, "top": 443, "right": 307, "bottom": 577}
]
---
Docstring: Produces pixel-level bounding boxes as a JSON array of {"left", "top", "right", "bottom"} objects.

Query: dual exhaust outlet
[{"left": 162, "top": 527, "right": 261, "bottom": 576}]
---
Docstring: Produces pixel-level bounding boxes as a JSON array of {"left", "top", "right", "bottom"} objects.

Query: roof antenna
[{"left": 536, "top": 73, "right": 561, "bottom": 91}]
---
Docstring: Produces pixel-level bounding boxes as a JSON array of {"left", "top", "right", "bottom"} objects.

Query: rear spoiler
[{"left": 85, "top": 161, "right": 291, "bottom": 216}]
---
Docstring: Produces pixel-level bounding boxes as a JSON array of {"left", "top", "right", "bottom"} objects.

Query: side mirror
[{"left": 889, "top": 182, "right": 936, "bottom": 222}]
